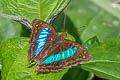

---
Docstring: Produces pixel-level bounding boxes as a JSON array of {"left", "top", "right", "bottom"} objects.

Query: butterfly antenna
[
  {"left": 47, "top": 15, "right": 57, "bottom": 24},
  {"left": 63, "top": 8, "right": 67, "bottom": 32},
  {"left": 0, "top": 14, "right": 32, "bottom": 29},
  {"left": 19, "top": 19, "right": 32, "bottom": 29}
]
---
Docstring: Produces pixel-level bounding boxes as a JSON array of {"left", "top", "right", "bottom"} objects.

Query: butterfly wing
[
  {"left": 28, "top": 19, "right": 58, "bottom": 63},
  {"left": 35, "top": 39, "right": 92, "bottom": 72}
]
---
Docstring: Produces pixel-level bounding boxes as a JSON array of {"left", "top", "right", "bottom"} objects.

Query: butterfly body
[{"left": 28, "top": 19, "right": 92, "bottom": 72}]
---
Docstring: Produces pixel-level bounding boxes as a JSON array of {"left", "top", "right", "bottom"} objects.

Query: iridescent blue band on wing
[
  {"left": 34, "top": 27, "right": 49, "bottom": 56},
  {"left": 41, "top": 46, "right": 78, "bottom": 64}
]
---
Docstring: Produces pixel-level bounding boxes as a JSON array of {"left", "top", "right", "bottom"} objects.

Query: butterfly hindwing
[
  {"left": 28, "top": 19, "right": 58, "bottom": 63},
  {"left": 35, "top": 38, "right": 92, "bottom": 72}
]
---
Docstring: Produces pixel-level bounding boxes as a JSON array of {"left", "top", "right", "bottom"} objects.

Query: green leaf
[
  {"left": 0, "top": 0, "right": 71, "bottom": 22},
  {"left": 0, "top": 37, "right": 29, "bottom": 80},
  {"left": 81, "top": 9, "right": 120, "bottom": 42},
  {"left": 0, "top": 37, "right": 68, "bottom": 80},
  {"left": 81, "top": 38, "right": 120, "bottom": 80},
  {"left": 0, "top": 16, "right": 22, "bottom": 44},
  {"left": 53, "top": 0, "right": 101, "bottom": 41},
  {"left": 91, "top": 0, "right": 120, "bottom": 20},
  {"left": 53, "top": 0, "right": 120, "bottom": 43},
  {"left": 82, "top": 36, "right": 100, "bottom": 49},
  {"left": 0, "top": 33, "right": 75, "bottom": 80},
  {"left": 62, "top": 67, "right": 93, "bottom": 80}
]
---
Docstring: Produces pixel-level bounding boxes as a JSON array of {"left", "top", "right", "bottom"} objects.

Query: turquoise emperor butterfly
[{"left": 28, "top": 19, "right": 92, "bottom": 72}]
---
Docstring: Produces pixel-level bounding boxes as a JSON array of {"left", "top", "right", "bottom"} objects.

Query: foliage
[
  {"left": 0, "top": 0, "right": 120, "bottom": 80},
  {"left": 0, "top": 37, "right": 68, "bottom": 80}
]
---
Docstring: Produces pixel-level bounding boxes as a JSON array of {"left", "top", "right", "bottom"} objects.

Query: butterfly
[{"left": 28, "top": 19, "right": 92, "bottom": 72}]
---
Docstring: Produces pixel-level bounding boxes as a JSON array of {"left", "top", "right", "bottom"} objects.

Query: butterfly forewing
[{"left": 28, "top": 19, "right": 58, "bottom": 63}]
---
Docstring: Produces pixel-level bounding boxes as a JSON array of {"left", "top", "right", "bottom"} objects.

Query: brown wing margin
[
  {"left": 35, "top": 40, "right": 92, "bottom": 72},
  {"left": 28, "top": 19, "right": 58, "bottom": 63}
]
